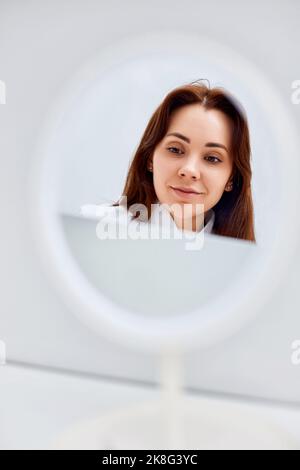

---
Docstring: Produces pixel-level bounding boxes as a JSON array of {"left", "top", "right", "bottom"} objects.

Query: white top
[
  {"left": 80, "top": 201, "right": 215, "bottom": 237},
  {"left": 148, "top": 203, "right": 215, "bottom": 235}
]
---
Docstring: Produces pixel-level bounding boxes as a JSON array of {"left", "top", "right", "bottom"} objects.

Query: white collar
[
  {"left": 80, "top": 201, "right": 215, "bottom": 235},
  {"left": 149, "top": 203, "right": 215, "bottom": 235}
]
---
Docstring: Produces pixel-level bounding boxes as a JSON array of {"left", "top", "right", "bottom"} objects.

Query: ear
[
  {"left": 225, "top": 179, "right": 233, "bottom": 192},
  {"left": 147, "top": 160, "right": 153, "bottom": 172}
]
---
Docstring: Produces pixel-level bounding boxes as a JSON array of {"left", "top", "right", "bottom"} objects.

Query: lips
[{"left": 171, "top": 186, "right": 202, "bottom": 194}]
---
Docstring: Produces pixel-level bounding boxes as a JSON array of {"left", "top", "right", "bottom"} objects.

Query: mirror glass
[{"left": 33, "top": 33, "right": 295, "bottom": 348}]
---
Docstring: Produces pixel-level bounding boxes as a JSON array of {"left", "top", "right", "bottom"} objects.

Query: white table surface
[{"left": 1, "top": 362, "right": 300, "bottom": 450}]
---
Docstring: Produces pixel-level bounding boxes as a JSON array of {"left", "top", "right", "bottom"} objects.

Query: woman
[{"left": 109, "top": 80, "right": 256, "bottom": 242}]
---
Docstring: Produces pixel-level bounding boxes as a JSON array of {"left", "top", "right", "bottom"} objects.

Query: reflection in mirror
[
  {"left": 58, "top": 80, "right": 258, "bottom": 317},
  {"left": 108, "top": 81, "right": 256, "bottom": 243}
]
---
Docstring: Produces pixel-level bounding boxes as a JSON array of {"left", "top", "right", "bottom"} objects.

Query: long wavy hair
[{"left": 111, "top": 79, "right": 256, "bottom": 242}]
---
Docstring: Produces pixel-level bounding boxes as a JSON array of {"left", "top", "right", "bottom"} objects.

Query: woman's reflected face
[{"left": 151, "top": 103, "right": 234, "bottom": 230}]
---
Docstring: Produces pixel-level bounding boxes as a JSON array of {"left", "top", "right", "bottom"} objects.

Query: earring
[
  {"left": 148, "top": 164, "right": 153, "bottom": 172},
  {"left": 226, "top": 181, "right": 233, "bottom": 191}
]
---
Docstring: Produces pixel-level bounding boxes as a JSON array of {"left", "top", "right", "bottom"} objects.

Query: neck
[{"left": 171, "top": 208, "right": 212, "bottom": 233}]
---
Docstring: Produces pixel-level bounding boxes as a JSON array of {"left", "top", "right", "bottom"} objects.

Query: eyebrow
[{"left": 166, "top": 132, "right": 228, "bottom": 153}]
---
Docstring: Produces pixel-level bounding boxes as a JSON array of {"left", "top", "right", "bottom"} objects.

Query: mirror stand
[{"left": 158, "top": 347, "right": 184, "bottom": 449}]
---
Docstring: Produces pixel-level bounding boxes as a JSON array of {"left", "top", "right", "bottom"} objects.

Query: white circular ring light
[{"left": 28, "top": 31, "right": 300, "bottom": 354}]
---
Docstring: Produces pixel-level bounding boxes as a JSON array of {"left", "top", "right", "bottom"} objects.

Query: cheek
[
  {"left": 154, "top": 157, "right": 174, "bottom": 182},
  {"left": 206, "top": 169, "right": 229, "bottom": 189}
]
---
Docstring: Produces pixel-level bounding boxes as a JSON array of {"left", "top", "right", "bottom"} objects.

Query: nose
[{"left": 178, "top": 160, "right": 201, "bottom": 180}]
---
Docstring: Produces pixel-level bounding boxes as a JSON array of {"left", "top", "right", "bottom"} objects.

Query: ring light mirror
[{"left": 29, "top": 31, "right": 300, "bottom": 355}]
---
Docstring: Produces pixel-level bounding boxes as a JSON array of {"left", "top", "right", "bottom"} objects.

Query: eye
[
  {"left": 205, "top": 155, "right": 221, "bottom": 164},
  {"left": 167, "top": 147, "right": 222, "bottom": 163},
  {"left": 167, "top": 146, "right": 183, "bottom": 155}
]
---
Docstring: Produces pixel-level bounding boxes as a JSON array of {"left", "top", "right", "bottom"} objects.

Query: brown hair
[{"left": 111, "top": 79, "right": 256, "bottom": 242}]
